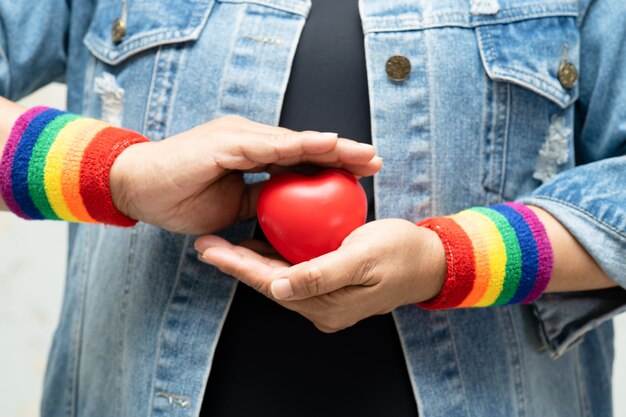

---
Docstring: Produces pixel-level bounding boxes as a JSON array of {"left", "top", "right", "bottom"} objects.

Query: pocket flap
[
  {"left": 84, "top": 0, "right": 215, "bottom": 65},
  {"left": 476, "top": 15, "right": 579, "bottom": 108}
]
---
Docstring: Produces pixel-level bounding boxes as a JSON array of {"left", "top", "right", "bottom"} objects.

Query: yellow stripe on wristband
[
  {"left": 458, "top": 210, "right": 507, "bottom": 307},
  {"left": 44, "top": 118, "right": 95, "bottom": 221},
  {"left": 60, "top": 119, "right": 109, "bottom": 222}
]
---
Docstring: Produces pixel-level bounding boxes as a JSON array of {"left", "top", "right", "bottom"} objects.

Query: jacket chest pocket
[
  {"left": 475, "top": 10, "right": 580, "bottom": 201},
  {"left": 362, "top": 0, "right": 580, "bottom": 218},
  {"left": 82, "top": 0, "right": 308, "bottom": 140},
  {"left": 82, "top": 0, "right": 216, "bottom": 139}
]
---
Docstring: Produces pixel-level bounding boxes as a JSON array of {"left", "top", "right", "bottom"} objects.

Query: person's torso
[{"left": 43, "top": 1, "right": 616, "bottom": 416}]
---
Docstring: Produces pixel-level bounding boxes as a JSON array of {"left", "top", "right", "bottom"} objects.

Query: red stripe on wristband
[
  {"left": 417, "top": 217, "right": 476, "bottom": 309},
  {"left": 79, "top": 127, "right": 149, "bottom": 226}
]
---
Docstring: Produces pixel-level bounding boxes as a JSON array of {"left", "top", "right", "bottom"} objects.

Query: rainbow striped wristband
[
  {"left": 0, "top": 107, "right": 149, "bottom": 226},
  {"left": 417, "top": 203, "right": 554, "bottom": 309}
]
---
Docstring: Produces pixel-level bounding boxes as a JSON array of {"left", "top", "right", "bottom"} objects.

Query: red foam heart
[{"left": 257, "top": 168, "right": 367, "bottom": 264}]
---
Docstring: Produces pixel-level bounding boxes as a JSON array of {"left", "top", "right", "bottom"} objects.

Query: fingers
[
  {"left": 238, "top": 239, "right": 281, "bottom": 257},
  {"left": 195, "top": 235, "right": 280, "bottom": 266},
  {"left": 223, "top": 131, "right": 341, "bottom": 167},
  {"left": 326, "top": 138, "right": 377, "bottom": 164},
  {"left": 194, "top": 235, "right": 290, "bottom": 296},
  {"left": 309, "top": 158, "right": 382, "bottom": 177},
  {"left": 195, "top": 234, "right": 233, "bottom": 252},
  {"left": 272, "top": 138, "right": 379, "bottom": 165},
  {"left": 194, "top": 233, "right": 369, "bottom": 302},
  {"left": 211, "top": 116, "right": 381, "bottom": 173},
  {"left": 270, "top": 243, "right": 372, "bottom": 301},
  {"left": 277, "top": 138, "right": 376, "bottom": 164},
  {"left": 265, "top": 157, "right": 382, "bottom": 178}
]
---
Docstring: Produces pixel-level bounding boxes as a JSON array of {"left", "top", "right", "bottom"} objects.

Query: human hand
[
  {"left": 195, "top": 219, "right": 447, "bottom": 332},
  {"left": 109, "top": 115, "right": 381, "bottom": 234}
]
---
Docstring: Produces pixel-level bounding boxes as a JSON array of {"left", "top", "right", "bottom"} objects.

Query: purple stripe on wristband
[
  {"left": 504, "top": 202, "right": 554, "bottom": 303},
  {"left": 0, "top": 106, "right": 49, "bottom": 217}
]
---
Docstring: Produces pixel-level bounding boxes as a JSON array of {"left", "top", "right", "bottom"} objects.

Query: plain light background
[{"left": 1, "top": 83, "right": 625, "bottom": 416}]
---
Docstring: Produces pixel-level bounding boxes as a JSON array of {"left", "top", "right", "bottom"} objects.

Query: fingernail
[
  {"left": 320, "top": 132, "right": 339, "bottom": 137},
  {"left": 197, "top": 250, "right": 214, "bottom": 265},
  {"left": 358, "top": 143, "right": 375, "bottom": 150},
  {"left": 271, "top": 279, "right": 294, "bottom": 300}
]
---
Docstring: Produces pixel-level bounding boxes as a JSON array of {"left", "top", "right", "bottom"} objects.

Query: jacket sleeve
[
  {"left": 519, "top": 0, "right": 626, "bottom": 358},
  {"left": 0, "top": 0, "right": 70, "bottom": 100}
]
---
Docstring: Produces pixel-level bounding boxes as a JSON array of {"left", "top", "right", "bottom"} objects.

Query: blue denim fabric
[{"left": 1, "top": 0, "right": 625, "bottom": 416}]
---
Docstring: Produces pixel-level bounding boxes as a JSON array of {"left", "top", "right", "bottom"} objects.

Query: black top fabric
[{"left": 201, "top": 1, "right": 419, "bottom": 416}]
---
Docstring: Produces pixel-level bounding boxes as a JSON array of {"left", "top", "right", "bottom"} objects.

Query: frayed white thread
[
  {"left": 94, "top": 72, "right": 124, "bottom": 126},
  {"left": 470, "top": 0, "right": 500, "bottom": 15},
  {"left": 156, "top": 392, "right": 191, "bottom": 408},
  {"left": 244, "top": 34, "right": 284, "bottom": 46},
  {"left": 533, "top": 115, "right": 571, "bottom": 183}
]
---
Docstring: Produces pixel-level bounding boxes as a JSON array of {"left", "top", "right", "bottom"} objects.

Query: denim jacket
[{"left": 1, "top": 0, "right": 625, "bottom": 416}]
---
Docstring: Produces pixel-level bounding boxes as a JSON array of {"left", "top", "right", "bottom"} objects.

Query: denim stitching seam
[
  {"left": 215, "top": 3, "right": 248, "bottom": 117},
  {"left": 506, "top": 308, "right": 528, "bottom": 417},
  {"left": 115, "top": 226, "right": 138, "bottom": 417},
  {"left": 498, "top": 83, "right": 511, "bottom": 201},
  {"left": 147, "top": 234, "right": 191, "bottom": 415},
  {"left": 445, "top": 313, "right": 471, "bottom": 417},
  {"left": 391, "top": 311, "right": 424, "bottom": 417},
  {"left": 68, "top": 227, "right": 93, "bottom": 417},
  {"left": 142, "top": 46, "right": 163, "bottom": 136}
]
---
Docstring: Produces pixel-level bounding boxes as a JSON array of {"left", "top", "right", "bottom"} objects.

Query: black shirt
[{"left": 201, "top": 1, "right": 419, "bottom": 416}]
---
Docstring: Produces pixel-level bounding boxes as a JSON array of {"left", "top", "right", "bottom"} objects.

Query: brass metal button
[
  {"left": 558, "top": 62, "right": 578, "bottom": 89},
  {"left": 111, "top": 18, "right": 126, "bottom": 44},
  {"left": 386, "top": 55, "right": 411, "bottom": 82}
]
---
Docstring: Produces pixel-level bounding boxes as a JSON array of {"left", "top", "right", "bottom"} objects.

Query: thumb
[{"left": 270, "top": 243, "right": 370, "bottom": 301}]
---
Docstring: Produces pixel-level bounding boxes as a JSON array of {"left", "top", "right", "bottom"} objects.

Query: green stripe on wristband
[
  {"left": 469, "top": 207, "right": 522, "bottom": 305},
  {"left": 27, "top": 113, "right": 80, "bottom": 220}
]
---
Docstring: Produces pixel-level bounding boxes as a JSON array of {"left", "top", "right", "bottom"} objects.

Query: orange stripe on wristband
[
  {"left": 44, "top": 118, "right": 104, "bottom": 221},
  {"left": 60, "top": 120, "right": 109, "bottom": 222},
  {"left": 448, "top": 211, "right": 492, "bottom": 308}
]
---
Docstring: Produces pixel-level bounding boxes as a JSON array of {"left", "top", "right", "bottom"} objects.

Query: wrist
[
  {"left": 109, "top": 141, "right": 152, "bottom": 222},
  {"left": 416, "top": 203, "right": 554, "bottom": 310},
  {"left": 0, "top": 98, "right": 26, "bottom": 145},
  {"left": 0, "top": 106, "right": 149, "bottom": 226}
]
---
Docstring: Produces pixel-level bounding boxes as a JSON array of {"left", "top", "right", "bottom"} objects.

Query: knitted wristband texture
[
  {"left": 0, "top": 107, "right": 149, "bottom": 226},
  {"left": 417, "top": 203, "right": 554, "bottom": 309}
]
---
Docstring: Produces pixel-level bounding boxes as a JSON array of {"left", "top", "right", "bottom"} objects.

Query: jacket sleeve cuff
[
  {"left": 520, "top": 194, "right": 625, "bottom": 286},
  {"left": 529, "top": 289, "right": 626, "bottom": 358},
  {"left": 518, "top": 156, "right": 626, "bottom": 358},
  {"left": 518, "top": 194, "right": 626, "bottom": 358}
]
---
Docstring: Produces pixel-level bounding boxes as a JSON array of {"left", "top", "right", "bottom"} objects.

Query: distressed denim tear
[
  {"left": 533, "top": 115, "right": 571, "bottom": 183},
  {"left": 156, "top": 392, "right": 191, "bottom": 408},
  {"left": 470, "top": 0, "right": 500, "bottom": 15},
  {"left": 94, "top": 72, "right": 124, "bottom": 126}
]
